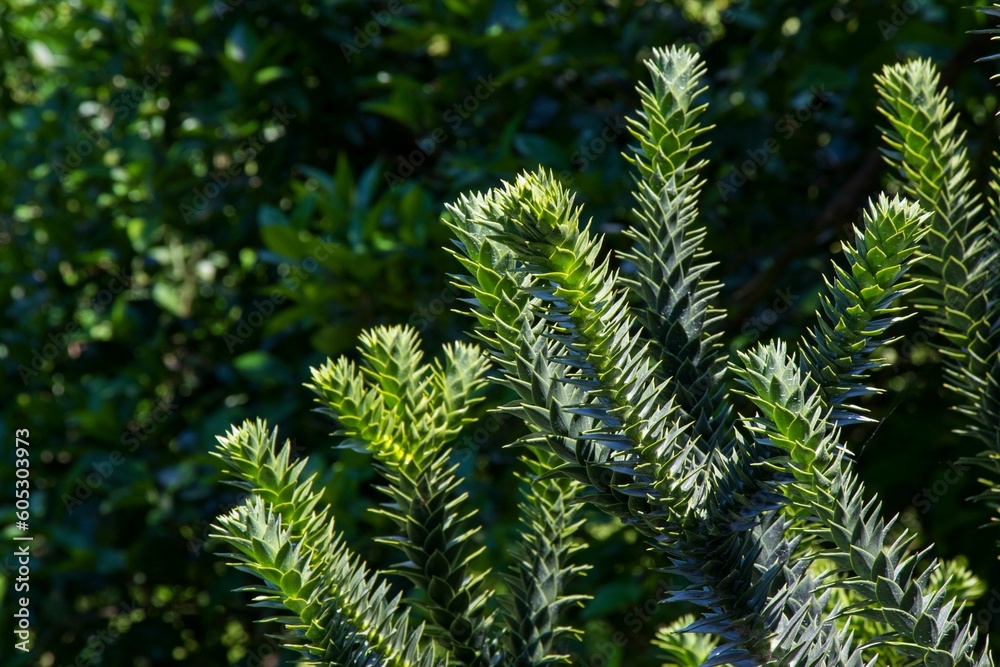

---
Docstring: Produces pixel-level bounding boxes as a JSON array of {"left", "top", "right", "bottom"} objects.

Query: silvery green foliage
[
  {"left": 212, "top": 421, "right": 438, "bottom": 667},
  {"left": 212, "top": 327, "right": 588, "bottom": 667},
  {"left": 210, "top": 44, "right": 998, "bottom": 667},
  {"left": 448, "top": 46, "right": 992, "bottom": 665}
]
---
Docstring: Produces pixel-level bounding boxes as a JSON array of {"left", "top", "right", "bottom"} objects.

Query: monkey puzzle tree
[{"left": 209, "top": 39, "right": 1000, "bottom": 667}]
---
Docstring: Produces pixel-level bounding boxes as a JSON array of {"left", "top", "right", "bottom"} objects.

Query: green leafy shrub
[{"left": 210, "top": 41, "right": 1000, "bottom": 666}]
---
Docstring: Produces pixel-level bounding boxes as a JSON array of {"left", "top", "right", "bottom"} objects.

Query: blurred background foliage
[{"left": 1, "top": 0, "right": 999, "bottom": 665}]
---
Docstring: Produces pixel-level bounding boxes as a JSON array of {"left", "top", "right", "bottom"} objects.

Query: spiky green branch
[
  {"left": 876, "top": 57, "right": 1000, "bottom": 521},
  {"left": 734, "top": 343, "right": 992, "bottom": 667},
  {"left": 207, "top": 40, "right": 1000, "bottom": 667},
  {"left": 621, "top": 46, "right": 728, "bottom": 452},
  {"left": 501, "top": 450, "right": 589, "bottom": 666},
  {"left": 446, "top": 193, "right": 640, "bottom": 519},
  {"left": 468, "top": 169, "right": 695, "bottom": 517},
  {"left": 212, "top": 420, "right": 437, "bottom": 667},
  {"left": 308, "top": 328, "right": 497, "bottom": 666},
  {"left": 800, "top": 195, "right": 928, "bottom": 425}
]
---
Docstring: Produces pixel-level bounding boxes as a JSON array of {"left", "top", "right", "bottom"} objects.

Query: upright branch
[
  {"left": 734, "top": 344, "right": 992, "bottom": 667},
  {"left": 483, "top": 170, "right": 702, "bottom": 510},
  {"left": 502, "top": 450, "right": 589, "bottom": 667},
  {"left": 876, "top": 58, "right": 1000, "bottom": 517},
  {"left": 211, "top": 421, "right": 437, "bottom": 667},
  {"left": 446, "top": 194, "right": 628, "bottom": 517},
  {"left": 308, "top": 327, "right": 498, "bottom": 666},
  {"left": 800, "top": 195, "right": 928, "bottom": 425},
  {"left": 621, "top": 46, "right": 728, "bottom": 452}
]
